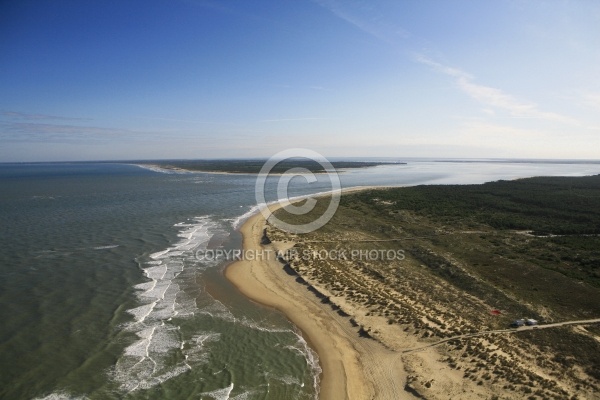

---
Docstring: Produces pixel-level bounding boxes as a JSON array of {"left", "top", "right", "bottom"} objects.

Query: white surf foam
[
  {"left": 112, "top": 216, "right": 226, "bottom": 393},
  {"left": 288, "top": 331, "right": 321, "bottom": 398},
  {"left": 196, "top": 299, "right": 237, "bottom": 323},
  {"left": 199, "top": 292, "right": 322, "bottom": 397},
  {"left": 231, "top": 203, "right": 264, "bottom": 230},
  {"left": 272, "top": 374, "right": 302, "bottom": 387},
  {"left": 112, "top": 210, "right": 323, "bottom": 397},
  {"left": 236, "top": 317, "right": 294, "bottom": 334},
  {"left": 230, "top": 187, "right": 348, "bottom": 230},
  {"left": 182, "top": 332, "right": 221, "bottom": 363},
  {"left": 149, "top": 249, "right": 170, "bottom": 259},
  {"left": 133, "top": 164, "right": 191, "bottom": 174},
  {"left": 200, "top": 382, "right": 234, "bottom": 400},
  {"left": 33, "top": 393, "right": 88, "bottom": 400},
  {"left": 230, "top": 390, "right": 259, "bottom": 400}
]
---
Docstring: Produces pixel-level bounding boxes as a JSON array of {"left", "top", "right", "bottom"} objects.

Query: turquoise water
[{"left": 1, "top": 160, "right": 600, "bottom": 399}]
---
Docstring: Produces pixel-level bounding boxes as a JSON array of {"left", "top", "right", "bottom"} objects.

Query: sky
[{"left": 1, "top": 0, "right": 599, "bottom": 162}]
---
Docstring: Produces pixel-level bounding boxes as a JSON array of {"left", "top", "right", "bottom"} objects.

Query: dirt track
[{"left": 402, "top": 317, "right": 600, "bottom": 354}]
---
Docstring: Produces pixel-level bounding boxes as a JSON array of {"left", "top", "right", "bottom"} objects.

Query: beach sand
[
  {"left": 225, "top": 192, "right": 497, "bottom": 399},
  {"left": 225, "top": 209, "right": 408, "bottom": 399},
  {"left": 224, "top": 184, "right": 599, "bottom": 399}
]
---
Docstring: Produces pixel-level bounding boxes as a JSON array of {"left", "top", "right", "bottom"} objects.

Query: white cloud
[
  {"left": 450, "top": 119, "right": 600, "bottom": 159},
  {"left": 414, "top": 55, "right": 578, "bottom": 125},
  {"left": 313, "top": 0, "right": 410, "bottom": 43},
  {"left": 0, "top": 122, "right": 124, "bottom": 142},
  {"left": 460, "top": 120, "right": 544, "bottom": 140},
  {"left": 260, "top": 117, "right": 330, "bottom": 122},
  {"left": 135, "top": 116, "right": 241, "bottom": 126},
  {"left": 583, "top": 93, "right": 600, "bottom": 111},
  {"left": 1, "top": 111, "right": 92, "bottom": 122}
]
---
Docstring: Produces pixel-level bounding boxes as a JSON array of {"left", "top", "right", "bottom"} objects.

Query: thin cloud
[
  {"left": 0, "top": 121, "right": 262, "bottom": 143},
  {"left": 135, "top": 116, "right": 241, "bottom": 126},
  {"left": 313, "top": 0, "right": 410, "bottom": 43},
  {"left": 0, "top": 122, "right": 148, "bottom": 143},
  {"left": 1, "top": 111, "right": 92, "bottom": 122},
  {"left": 260, "top": 117, "right": 330, "bottom": 122},
  {"left": 414, "top": 55, "right": 578, "bottom": 125},
  {"left": 461, "top": 120, "right": 545, "bottom": 139},
  {"left": 271, "top": 84, "right": 331, "bottom": 91},
  {"left": 583, "top": 93, "right": 600, "bottom": 111}
]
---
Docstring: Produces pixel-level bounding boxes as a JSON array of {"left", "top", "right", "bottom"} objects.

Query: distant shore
[
  {"left": 133, "top": 163, "right": 243, "bottom": 175},
  {"left": 135, "top": 160, "right": 403, "bottom": 175}
]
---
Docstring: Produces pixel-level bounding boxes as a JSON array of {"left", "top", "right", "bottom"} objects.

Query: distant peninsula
[{"left": 137, "top": 159, "right": 403, "bottom": 174}]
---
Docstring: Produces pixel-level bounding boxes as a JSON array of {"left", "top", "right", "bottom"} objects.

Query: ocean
[{"left": 1, "top": 160, "right": 599, "bottom": 399}]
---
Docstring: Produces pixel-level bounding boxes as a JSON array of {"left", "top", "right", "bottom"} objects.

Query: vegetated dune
[{"left": 260, "top": 176, "right": 600, "bottom": 399}]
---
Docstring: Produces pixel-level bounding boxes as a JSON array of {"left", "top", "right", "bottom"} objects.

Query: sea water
[{"left": 1, "top": 160, "right": 599, "bottom": 399}]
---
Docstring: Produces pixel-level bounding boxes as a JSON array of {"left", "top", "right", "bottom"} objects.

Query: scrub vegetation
[
  {"left": 145, "top": 159, "right": 400, "bottom": 174},
  {"left": 268, "top": 175, "right": 600, "bottom": 399}
]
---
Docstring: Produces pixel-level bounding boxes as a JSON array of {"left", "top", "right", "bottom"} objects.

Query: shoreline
[
  {"left": 225, "top": 178, "right": 600, "bottom": 400},
  {"left": 133, "top": 163, "right": 404, "bottom": 176},
  {"left": 224, "top": 187, "right": 407, "bottom": 399},
  {"left": 225, "top": 212, "right": 375, "bottom": 398}
]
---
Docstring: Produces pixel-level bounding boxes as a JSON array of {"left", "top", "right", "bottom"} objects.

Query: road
[{"left": 402, "top": 317, "right": 600, "bottom": 354}]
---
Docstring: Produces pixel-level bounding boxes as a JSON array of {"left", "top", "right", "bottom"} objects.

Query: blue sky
[{"left": 1, "top": 0, "right": 599, "bottom": 161}]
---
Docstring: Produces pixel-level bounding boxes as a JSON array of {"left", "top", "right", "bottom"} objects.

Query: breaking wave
[{"left": 111, "top": 216, "right": 225, "bottom": 392}]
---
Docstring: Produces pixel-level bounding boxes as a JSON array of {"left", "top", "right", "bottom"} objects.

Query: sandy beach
[
  {"left": 224, "top": 191, "right": 521, "bottom": 400},
  {"left": 225, "top": 207, "right": 408, "bottom": 399}
]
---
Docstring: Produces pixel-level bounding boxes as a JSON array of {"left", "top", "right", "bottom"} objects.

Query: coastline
[
  {"left": 225, "top": 178, "right": 600, "bottom": 400},
  {"left": 222, "top": 186, "right": 519, "bottom": 399},
  {"left": 133, "top": 163, "right": 403, "bottom": 176},
  {"left": 225, "top": 189, "right": 408, "bottom": 399},
  {"left": 134, "top": 163, "right": 319, "bottom": 176}
]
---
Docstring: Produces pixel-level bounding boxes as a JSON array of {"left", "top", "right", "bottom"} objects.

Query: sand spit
[
  {"left": 225, "top": 211, "right": 500, "bottom": 399},
  {"left": 226, "top": 212, "right": 408, "bottom": 399},
  {"left": 224, "top": 188, "right": 553, "bottom": 399}
]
